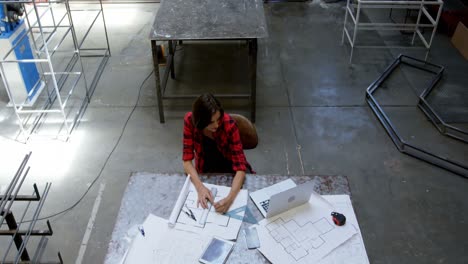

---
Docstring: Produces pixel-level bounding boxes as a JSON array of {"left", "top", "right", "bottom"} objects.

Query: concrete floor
[{"left": 1, "top": 2, "right": 467, "bottom": 263}]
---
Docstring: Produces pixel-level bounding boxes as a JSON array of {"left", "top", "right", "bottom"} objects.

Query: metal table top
[
  {"left": 149, "top": 0, "right": 268, "bottom": 40},
  {"left": 104, "top": 173, "right": 350, "bottom": 263}
]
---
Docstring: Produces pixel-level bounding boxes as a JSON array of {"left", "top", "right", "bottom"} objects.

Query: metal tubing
[
  {"left": 0, "top": 153, "right": 31, "bottom": 223},
  {"left": 151, "top": 40, "right": 165, "bottom": 123},
  {"left": 0, "top": 153, "right": 30, "bottom": 207},
  {"left": 0, "top": 184, "right": 41, "bottom": 202},
  {"left": 341, "top": 0, "right": 350, "bottom": 44},
  {"left": 77, "top": 10, "right": 102, "bottom": 49},
  {"left": 5, "top": 212, "right": 30, "bottom": 261},
  {"left": 169, "top": 40, "right": 175, "bottom": 79},
  {"left": 0, "top": 167, "right": 31, "bottom": 227},
  {"left": 65, "top": 0, "right": 90, "bottom": 104},
  {"left": 350, "top": 0, "right": 361, "bottom": 63},
  {"left": 366, "top": 55, "right": 468, "bottom": 177},
  {"left": 0, "top": 0, "right": 109, "bottom": 140},
  {"left": 36, "top": 12, "right": 69, "bottom": 53},
  {"left": 98, "top": 0, "right": 112, "bottom": 57},
  {"left": 14, "top": 183, "right": 51, "bottom": 263},
  {"left": 32, "top": 236, "right": 49, "bottom": 263},
  {"left": 161, "top": 54, "right": 173, "bottom": 96},
  {"left": 343, "top": 0, "right": 443, "bottom": 62},
  {"left": 1, "top": 198, "right": 33, "bottom": 264},
  {"left": 249, "top": 39, "right": 258, "bottom": 123}
]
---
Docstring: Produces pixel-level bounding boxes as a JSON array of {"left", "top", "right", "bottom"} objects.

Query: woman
[{"left": 183, "top": 93, "right": 253, "bottom": 213}]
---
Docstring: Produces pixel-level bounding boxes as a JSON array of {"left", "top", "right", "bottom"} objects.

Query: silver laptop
[{"left": 250, "top": 180, "right": 316, "bottom": 218}]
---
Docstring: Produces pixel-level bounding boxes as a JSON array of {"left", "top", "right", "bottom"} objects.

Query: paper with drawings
[
  {"left": 123, "top": 214, "right": 211, "bottom": 264},
  {"left": 256, "top": 194, "right": 358, "bottom": 264},
  {"left": 171, "top": 182, "right": 248, "bottom": 240},
  {"left": 317, "top": 195, "right": 369, "bottom": 264}
]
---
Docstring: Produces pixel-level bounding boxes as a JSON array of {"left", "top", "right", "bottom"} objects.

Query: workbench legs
[
  {"left": 151, "top": 39, "right": 257, "bottom": 124},
  {"left": 248, "top": 39, "right": 258, "bottom": 123}
]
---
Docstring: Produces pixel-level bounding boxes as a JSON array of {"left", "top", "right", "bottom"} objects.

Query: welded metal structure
[
  {"left": 418, "top": 76, "right": 468, "bottom": 144},
  {"left": 342, "top": 0, "right": 444, "bottom": 63},
  {"left": 0, "top": 152, "right": 63, "bottom": 264},
  {"left": 366, "top": 55, "right": 468, "bottom": 178},
  {"left": 0, "top": 0, "right": 110, "bottom": 141}
]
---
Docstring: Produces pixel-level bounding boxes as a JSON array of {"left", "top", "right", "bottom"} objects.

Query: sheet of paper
[
  {"left": 123, "top": 214, "right": 211, "bottom": 264},
  {"left": 318, "top": 195, "right": 370, "bottom": 264},
  {"left": 256, "top": 195, "right": 357, "bottom": 264},
  {"left": 173, "top": 183, "right": 248, "bottom": 240}
]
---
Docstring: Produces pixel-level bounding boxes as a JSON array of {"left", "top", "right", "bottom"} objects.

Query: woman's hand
[
  {"left": 214, "top": 196, "right": 234, "bottom": 213},
  {"left": 196, "top": 185, "right": 214, "bottom": 209}
]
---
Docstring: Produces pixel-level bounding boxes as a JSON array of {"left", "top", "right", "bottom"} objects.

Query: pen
[{"left": 138, "top": 226, "right": 145, "bottom": 237}]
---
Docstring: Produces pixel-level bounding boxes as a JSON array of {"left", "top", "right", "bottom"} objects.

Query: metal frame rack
[
  {"left": 0, "top": 152, "right": 63, "bottom": 263},
  {"left": 342, "top": 0, "right": 444, "bottom": 63},
  {"left": 0, "top": 0, "right": 109, "bottom": 141}
]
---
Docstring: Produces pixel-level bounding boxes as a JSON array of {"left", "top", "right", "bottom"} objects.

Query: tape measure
[{"left": 331, "top": 211, "right": 346, "bottom": 226}]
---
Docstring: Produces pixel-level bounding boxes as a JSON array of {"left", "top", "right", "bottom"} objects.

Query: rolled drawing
[
  {"left": 168, "top": 174, "right": 191, "bottom": 227},
  {"left": 198, "top": 187, "right": 217, "bottom": 225}
]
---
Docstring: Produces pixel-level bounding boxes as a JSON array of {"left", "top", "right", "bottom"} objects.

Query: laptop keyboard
[{"left": 260, "top": 200, "right": 270, "bottom": 212}]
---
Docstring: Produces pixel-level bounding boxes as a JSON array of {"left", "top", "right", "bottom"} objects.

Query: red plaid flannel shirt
[{"left": 183, "top": 112, "right": 253, "bottom": 173}]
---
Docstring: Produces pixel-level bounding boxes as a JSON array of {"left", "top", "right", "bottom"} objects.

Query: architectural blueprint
[
  {"left": 172, "top": 182, "right": 248, "bottom": 240},
  {"left": 256, "top": 194, "right": 359, "bottom": 264}
]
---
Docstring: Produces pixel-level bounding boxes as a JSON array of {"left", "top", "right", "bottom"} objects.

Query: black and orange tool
[{"left": 331, "top": 212, "right": 346, "bottom": 226}]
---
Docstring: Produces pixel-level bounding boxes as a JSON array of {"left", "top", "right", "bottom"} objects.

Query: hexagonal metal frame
[{"left": 366, "top": 54, "right": 468, "bottom": 178}]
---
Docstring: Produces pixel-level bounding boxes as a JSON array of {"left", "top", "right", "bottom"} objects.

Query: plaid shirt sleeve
[
  {"left": 182, "top": 113, "right": 194, "bottom": 161},
  {"left": 226, "top": 117, "right": 248, "bottom": 172}
]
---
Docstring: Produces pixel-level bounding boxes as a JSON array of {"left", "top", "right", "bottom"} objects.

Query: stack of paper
[{"left": 122, "top": 214, "right": 212, "bottom": 264}]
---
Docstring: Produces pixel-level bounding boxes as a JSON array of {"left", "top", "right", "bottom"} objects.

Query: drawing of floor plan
[
  {"left": 173, "top": 183, "right": 248, "bottom": 240},
  {"left": 176, "top": 190, "right": 230, "bottom": 228},
  {"left": 266, "top": 217, "right": 336, "bottom": 261},
  {"left": 257, "top": 195, "right": 359, "bottom": 264}
]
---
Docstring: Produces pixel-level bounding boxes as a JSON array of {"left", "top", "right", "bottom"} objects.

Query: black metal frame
[
  {"left": 0, "top": 152, "right": 63, "bottom": 264},
  {"left": 151, "top": 39, "right": 258, "bottom": 123},
  {"left": 417, "top": 76, "right": 468, "bottom": 144},
  {"left": 366, "top": 54, "right": 468, "bottom": 178}
]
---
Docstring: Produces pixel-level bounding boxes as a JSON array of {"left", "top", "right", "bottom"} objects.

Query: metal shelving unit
[
  {"left": 342, "top": 0, "right": 444, "bottom": 63},
  {"left": 0, "top": 0, "right": 110, "bottom": 141},
  {"left": 0, "top": 152, "right": 63, "bottom": 264}
]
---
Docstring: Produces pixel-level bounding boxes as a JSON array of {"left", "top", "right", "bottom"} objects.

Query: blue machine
[{"left": 0, "top": 3, "right": 43, "bottom": 105}]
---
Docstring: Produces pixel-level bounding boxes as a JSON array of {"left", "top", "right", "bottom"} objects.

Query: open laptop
[{"left": 250, "top": 179, "right": 316, "bottom": 218}]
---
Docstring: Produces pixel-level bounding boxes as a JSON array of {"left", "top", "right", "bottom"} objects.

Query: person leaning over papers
[{"left": 183, "top": 93, "right": 254, "bottom": 213}]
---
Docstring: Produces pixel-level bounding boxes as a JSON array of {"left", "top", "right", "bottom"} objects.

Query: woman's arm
[
  {"left": 183, "top": 160, "right": 213, "bottom": 209},
  {"left": 213, "top": 115, "right": 249, "bottom": 213},
  {"left": 214, "top": 170, "right": 245, "bottom": 213},
  {"left": 182, "top": 113, "right": 213, "bottom": 209}
]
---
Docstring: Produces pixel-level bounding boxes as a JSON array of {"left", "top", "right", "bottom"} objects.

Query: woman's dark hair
[{"left": 192, "top": 93, "right": 224, "bottom": 130}]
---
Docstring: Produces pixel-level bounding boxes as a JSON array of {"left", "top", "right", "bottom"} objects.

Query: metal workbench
[{"left": 149, "top": 0, "right": 268, "bottom": 123}]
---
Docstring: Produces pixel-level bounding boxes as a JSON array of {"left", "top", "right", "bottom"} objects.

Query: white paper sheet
[
  {"left": 123, "top": 214, "right": 211, "bottom": 264},
  {"left": 317, "top": 195, "right": 370, "bottom": 264},
  {"left": 172, "top": 183, "right": 248, "bottom": 240},
  {"left": 256, "top": 194, "right": 358, "bottom": 264}
]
